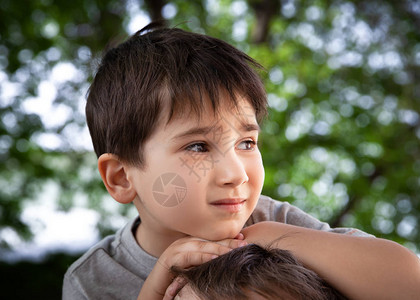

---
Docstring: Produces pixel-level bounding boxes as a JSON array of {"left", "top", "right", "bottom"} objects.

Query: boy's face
[{"left": 127, "top": 92, "right": 265, "bottom": 241}]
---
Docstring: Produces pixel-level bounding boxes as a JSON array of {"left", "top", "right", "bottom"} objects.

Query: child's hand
[
  {"left": 138, "top": 235, "right": 247, "bottom": 300},
  {"left": 160, "top": 235, "right": 247, "bottom": 270}
]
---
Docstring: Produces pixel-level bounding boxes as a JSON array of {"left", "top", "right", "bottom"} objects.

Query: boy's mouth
[{"left": 210, "top": 198, "right": 246, "bottom": 213}]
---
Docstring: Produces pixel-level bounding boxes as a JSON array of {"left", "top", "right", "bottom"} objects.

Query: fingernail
[
  {"left": 239, "top": 241, "right": 247, "bottom": 247},
  {"left": 211, "top": 255, "right": 218, "bottom": 259}
]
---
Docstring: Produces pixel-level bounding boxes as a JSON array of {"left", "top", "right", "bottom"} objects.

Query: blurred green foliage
[{"left": 1, "top": 0, "right": 419, "bottom": 262}]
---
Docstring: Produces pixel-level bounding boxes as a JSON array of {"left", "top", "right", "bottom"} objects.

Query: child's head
[
  {"left": 171, "top": 244, "right": 346, "bottom": 300},
  {"left": 86, "top": 21, "right": 267, "bottom": 168},
  {"left": 87, "top": 22, "right": 268, "bottom": 243}
]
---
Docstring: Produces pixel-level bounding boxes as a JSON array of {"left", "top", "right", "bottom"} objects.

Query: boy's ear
[{"left": 98, "top": 154, "right": 137, "bottom": 204}]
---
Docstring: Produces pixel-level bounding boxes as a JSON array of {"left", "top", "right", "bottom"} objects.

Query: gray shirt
[{"left": 62, "top": 195, "right": 371, "bottom": 300}]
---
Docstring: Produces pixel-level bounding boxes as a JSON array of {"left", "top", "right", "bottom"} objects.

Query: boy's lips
[
  {"left": 211, "top": 198, "right": 246, "bottom": 205},
  {"left": 210, "top": 198, "right": 246, "bottom": 213}
]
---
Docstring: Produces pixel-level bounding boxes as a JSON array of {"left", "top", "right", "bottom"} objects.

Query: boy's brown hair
[
  {"left": 86, "top": 21, "right": 267, "bottom": 167},
  {"left": 171, "top": 243, "right": 347, "bottom": 300}
]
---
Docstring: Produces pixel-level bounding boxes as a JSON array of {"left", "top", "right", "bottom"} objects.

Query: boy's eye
[
  {"left": 237, "top": 140, "right": 256, "bottom": 150},
  {"left": 185, "top": 142, "right": 209, "bottom": 152}
]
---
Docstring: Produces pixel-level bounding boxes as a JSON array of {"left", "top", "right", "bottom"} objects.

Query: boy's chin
[{"left": 202, "top": 226, "right": 244, "bottom": 241}]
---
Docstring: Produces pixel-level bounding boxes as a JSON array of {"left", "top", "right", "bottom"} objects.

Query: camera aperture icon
[{"left": 152, "top": 173, "right": 187, "bottom": 207}]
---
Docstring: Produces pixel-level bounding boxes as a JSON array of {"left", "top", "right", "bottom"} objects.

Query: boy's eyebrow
[
  {"left": 241, "top": 122, "right": 261, "bottom": 133},
  {"left": 172, "top": 126, "right": 214, "bottom": 140},
  {"left": 171, "top": 122, "right": 260, "bottom": 141}
]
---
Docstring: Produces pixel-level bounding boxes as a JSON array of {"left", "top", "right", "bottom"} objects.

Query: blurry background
[{"left": 1, "top": 0, "right": 419, "bottom": 297}]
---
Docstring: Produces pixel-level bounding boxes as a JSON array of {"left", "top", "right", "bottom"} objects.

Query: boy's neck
[{"left": 135, "top": 221, "right": 187, "bottom": 257}]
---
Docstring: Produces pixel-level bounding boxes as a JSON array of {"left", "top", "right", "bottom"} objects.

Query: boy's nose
[{"left": 214, "top": 151, "right": 249, "bottom": 187}]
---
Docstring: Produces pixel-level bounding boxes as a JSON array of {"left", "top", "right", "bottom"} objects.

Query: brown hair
[
  {"left": 171, "top": 244, "right": 347, "bottom": 300},
  {"left": 85, "top": 21, "right": 267, "bottom": 167}
]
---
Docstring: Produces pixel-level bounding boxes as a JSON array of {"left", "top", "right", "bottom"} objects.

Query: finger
[
  {"left": 234, "top": 232, "right": 245, "bottom": 240},
  {"left": 190, "top": 237, "right": 247, "bottom": 252},
  {"left": 173, "top": 239, "right": 234, "bottom": 256},
  {"left": 161, "top": 238, "right": 246, "bottom": 270},
  {"left": 215, "top": 237, "right": 248, "bottom": 249},
  {"left": 180, "top": 239, "right": 247, "bottom": 257},
  {"left": 163, "top": 276, "right": 187, "bottom": 300},
  {"left": 172, "top": 251, "right": 219, "bottom": 268}
]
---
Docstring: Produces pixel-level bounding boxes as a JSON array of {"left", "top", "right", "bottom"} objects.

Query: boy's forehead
[{"left": 163, "top": 94, "right": 258, "bottom": 129}]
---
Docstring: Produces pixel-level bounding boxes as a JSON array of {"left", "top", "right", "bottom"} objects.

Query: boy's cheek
[
  {"left": 146, "top": 173, "right": 203, "bottom": 216},
  {"left": 177, "top": 153, "right": 217, "bottom": 184},
  {"left": 249, "top": 154, "right": 265, "bottom": 192}
]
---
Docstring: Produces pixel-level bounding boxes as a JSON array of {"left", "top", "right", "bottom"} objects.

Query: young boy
[
  {"left": 170, "top": 243, "right": 346, "bottom": 299},
  {"left": 63, "top": 22, "right": 420, "bottom": 300}
]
